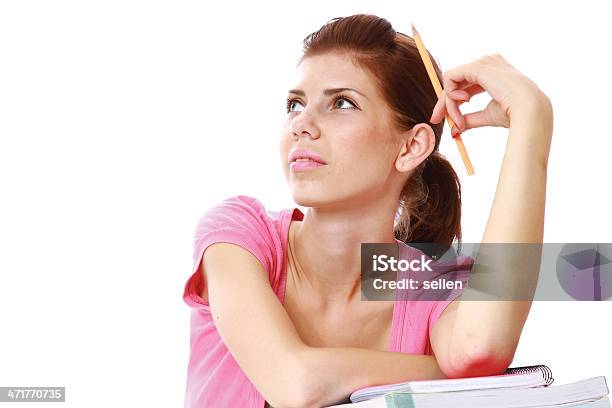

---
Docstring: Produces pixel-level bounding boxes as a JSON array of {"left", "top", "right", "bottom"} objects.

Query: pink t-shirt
[{"left": 182, "top": 195, "right": 473, "bottom": 408}]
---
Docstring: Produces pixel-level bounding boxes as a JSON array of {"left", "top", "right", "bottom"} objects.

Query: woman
[{"left": 183, "top": 14, "right": 553, "bottom": 408}]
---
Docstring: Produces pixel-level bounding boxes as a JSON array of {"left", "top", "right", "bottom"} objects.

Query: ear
[{"left": 395, "top": 123, "right": 436, "bottom": 173}]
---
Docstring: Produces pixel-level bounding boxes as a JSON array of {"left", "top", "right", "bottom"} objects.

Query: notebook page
[{"left": 351, "top": 369, "right": 548, "bottom": 403}]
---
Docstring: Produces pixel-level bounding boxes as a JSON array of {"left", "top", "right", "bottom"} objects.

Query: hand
[{"left": 429, "top": 54, "right": 552, "bottom": 136}]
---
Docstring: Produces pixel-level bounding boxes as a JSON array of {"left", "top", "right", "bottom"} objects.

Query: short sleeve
[
  {"left": 182, "top": 195, "right": 277, "bottom": 311},
  {"left": 428, "top": 254, "right": 474, "bottom": 338}
]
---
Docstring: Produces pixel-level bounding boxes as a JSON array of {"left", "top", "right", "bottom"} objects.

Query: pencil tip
[{"left": 411, "top": 23, "right": 418, "bottom": 35}]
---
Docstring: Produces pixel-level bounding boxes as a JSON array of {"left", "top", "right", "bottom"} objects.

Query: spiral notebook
[
  {"left": 326, "top": 365, "right": 610, "bottom": 408},
  {"left": 349, "top": 364, "right": 553, "bottom": 403}
]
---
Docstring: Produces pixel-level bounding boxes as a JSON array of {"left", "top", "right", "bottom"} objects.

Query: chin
[
  {"left": 290, "top": 190, "right": 323, "bottom": 208},
  {"left": 289, "top": 184, "right": 332, "bottom": 208}
]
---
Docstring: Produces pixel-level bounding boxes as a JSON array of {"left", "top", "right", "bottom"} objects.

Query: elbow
[
  {"left": 264, "top": 352, "right": 324, "bottom": 408},
  {"left": 266, "top": 383, "right": 321, "bottom": 408},
  {"left": 443, "top": 342, "right": 514, "bottom": 379},
  {"left": 294, "top": 391, "right": 324, "bottom": 408}
]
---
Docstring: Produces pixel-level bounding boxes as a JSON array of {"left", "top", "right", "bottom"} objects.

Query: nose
[{"left": 290, "top": 109, "right": 320, "bottom": 140}]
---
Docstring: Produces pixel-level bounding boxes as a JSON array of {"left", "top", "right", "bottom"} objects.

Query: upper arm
[
  {"left": 184, "top": 195, "right": 277, "bottom": 310},
  {"left": 202, "top": 242, "right": 311, "bottom": 407},
  {"left": 182, "top": 196, "right": 315, "bottom": 406},
  {"left": 429, "top": 298, "right": 461, "bottom": 377}
]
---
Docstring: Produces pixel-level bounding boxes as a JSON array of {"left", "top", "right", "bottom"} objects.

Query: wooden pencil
[{"left": 411, "top": 23, "right": 475, "bottom": 176}]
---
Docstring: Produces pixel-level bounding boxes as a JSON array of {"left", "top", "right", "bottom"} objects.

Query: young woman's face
[{"left": 280, "top": 52, "right": 404, "bottom": 209}]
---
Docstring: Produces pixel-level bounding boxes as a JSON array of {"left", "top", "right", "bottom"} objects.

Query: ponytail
[{"left": 394, "top": 152, "right": 462, "bottom": 254}]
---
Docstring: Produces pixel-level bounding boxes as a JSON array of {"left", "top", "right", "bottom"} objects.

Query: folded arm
[{"left": 204, "top": 242, "right": 446, "bottom": 408}]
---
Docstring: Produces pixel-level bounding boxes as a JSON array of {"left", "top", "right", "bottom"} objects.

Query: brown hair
[{"left": 298, "top": 14, "right": 462, "bottom": 249}]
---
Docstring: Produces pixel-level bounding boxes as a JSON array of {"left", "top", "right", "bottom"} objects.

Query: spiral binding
[{"left": 504, "top": 365, "right": 554, "bottom": 385}]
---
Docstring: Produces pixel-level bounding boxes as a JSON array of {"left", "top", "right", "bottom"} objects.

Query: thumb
[
  {"left": 463, "top": 99, "right": 508, "bottom": 130},
  {"left": 462, "top": 110, "right": 489, "bottom": 130}
]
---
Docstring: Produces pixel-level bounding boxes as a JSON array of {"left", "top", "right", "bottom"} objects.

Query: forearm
[
  {"left": 451, "top": 96, "right": 554, "bottom": 366},
  {"left": 297, "top": 346, "right": 444, "bottom": 407},
  {"left": 482, "top": 97, "right": 553, "bottom": 244}
]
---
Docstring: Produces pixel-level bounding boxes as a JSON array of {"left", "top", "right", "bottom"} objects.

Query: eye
[
  {"left": 285, "top": 94, "right": 359, "bottom": 114},
  {"left": 286, "top": 98, "right": 304, "bottom": 114},
  {"left": 333, "top": 95, "right": 357, "bottom": 110}
]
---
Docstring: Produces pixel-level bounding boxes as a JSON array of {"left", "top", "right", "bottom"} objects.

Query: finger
[
  {"left": 443, "top": 63, "right": 480, "bottom": 91},
  {"left": 431, "top": 90, "right": 469, "bottom": 125},
  {"left": 451, "top": 126, "right": 462, "bottom": 138},
  {"left": 462, "top": 110, "right": 489, "bottom": 130},
  {"left": 431, "top": 88, "right": 471, "bottom": 124},
  {"left": 449, "top": 89, "right": 470, "bottom": 102},
  {"left": 445, "top": 92, "right": 466, "bottom": 131},
  {"left": 430, "top": 92, "right": 446, "bottom": 124},
  {"left": 459, "top": 83, "right": 486, "bottom": 98},
  {"left": 440, "top": 71, "right": 466, "bottom": 130}
]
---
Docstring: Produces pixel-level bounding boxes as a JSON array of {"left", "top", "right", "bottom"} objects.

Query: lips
[
  {"left": 288, "top": 148, "right": 327, "bottom": 165},
  {"left": 289, "top": 159, "right": 325, "bottom": 172}
]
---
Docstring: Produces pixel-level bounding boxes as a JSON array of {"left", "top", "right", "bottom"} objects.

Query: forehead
[{"left": 292, "top": 53, "right": 379, "bottom": 96}]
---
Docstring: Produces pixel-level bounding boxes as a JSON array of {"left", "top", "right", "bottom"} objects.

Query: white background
[{"left": 1, "top": 1, "right": 611, "bottom": 407}]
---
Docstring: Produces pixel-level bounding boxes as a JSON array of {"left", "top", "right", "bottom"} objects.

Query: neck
[{"left": 291, "top": 195, "right": 399, "bottom": 308}]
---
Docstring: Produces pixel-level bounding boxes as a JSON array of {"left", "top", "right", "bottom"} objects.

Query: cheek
[{"left": 335, "top": 128, "right": 395, "bottom": 175}]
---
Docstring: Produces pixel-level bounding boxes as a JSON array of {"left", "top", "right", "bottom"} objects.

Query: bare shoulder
[{"left": 198, "top": 242, "right": 270, "bottom": 301}]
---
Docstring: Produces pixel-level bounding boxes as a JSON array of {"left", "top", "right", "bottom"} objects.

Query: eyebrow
[{"left": 288, "top": 87, "right": 369, "bottom": 100}]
